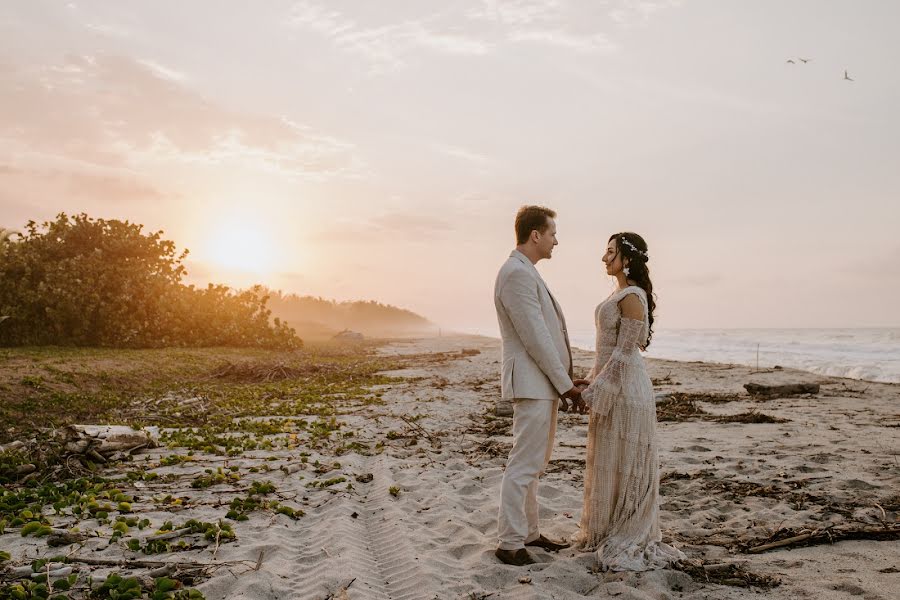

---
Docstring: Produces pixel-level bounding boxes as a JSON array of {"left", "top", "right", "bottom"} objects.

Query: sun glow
[{"left": 206, "top": 220, "right": 277, "bottom": 276}]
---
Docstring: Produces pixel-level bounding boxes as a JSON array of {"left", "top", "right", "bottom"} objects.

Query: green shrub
[{"left": 0, "top": 213, "right": 300, "bottom": 349}]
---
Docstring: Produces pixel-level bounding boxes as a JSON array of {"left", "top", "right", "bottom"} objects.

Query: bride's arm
[{"left": 582, "top": 294, "right": 646, "bottom": 416}]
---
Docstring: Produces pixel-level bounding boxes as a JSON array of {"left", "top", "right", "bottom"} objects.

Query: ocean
[{"left": 569, "top": 328, "right": 900, "bottom": 384}]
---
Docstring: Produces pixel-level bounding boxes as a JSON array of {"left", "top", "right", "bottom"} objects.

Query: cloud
[
  {"left": 333, "top": 21, "right": 490, "bottom": 72},
  {"left": 507, "top": 29, "right": 617, "bottom": 53},
  {"left": 467, "top": 0, "right": 685, "bottom": 54},
  {"left": 84, "top": 22, "right": 133, "bottom": 39},
  {"left": 309, "top": 211, "right": 454, "bottom": 243},
  {"left": 0, "top": 163, "right": 171, "bottom": 218},
  {"left": 135, "top": 58, "right": 187, "bottom": 82},
  {"left": 286, "top": 0, "right": 661, "bottom": 72},
  {"left": 609, "top": 0, "right": 683, "bottom": 29},
  {"left": 60, "top": 170, "right": 168, "bottom": 202},
  {"left": 432, "top": 143, "right": 495, "bottom": 166},
  {"left": 288, "top": 2, "right": 489, "bottom": 72},
  {"left": 466, "top": 0, "right": 563, "bottom": 26},
  {"left": 0, "top": 53, "right": 363, "bottom": 180},
  {"left": 469, "top": 0, "right": 619, "bottom": 53},
  {"left": 370, "top": 213, "right": 453, "bottom": 233}
]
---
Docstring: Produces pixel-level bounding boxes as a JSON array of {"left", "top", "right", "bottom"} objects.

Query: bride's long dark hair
[{"left": 609, "top": 232, "right": 656, "bottom": 348}]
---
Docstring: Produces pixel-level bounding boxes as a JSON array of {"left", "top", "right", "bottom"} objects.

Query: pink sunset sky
[{"left": 2, "top": 1, "right": 899, "bottom": 335}]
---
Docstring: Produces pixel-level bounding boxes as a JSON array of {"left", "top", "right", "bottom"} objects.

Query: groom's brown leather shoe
[
  {"left": 526, "top": 535, "right": 570, "bottom": 552},
  {"left": 495, "top": 548, "right": 536, "bottom": 566}
]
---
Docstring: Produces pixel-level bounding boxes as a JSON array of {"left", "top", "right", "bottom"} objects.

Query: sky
[{"left": 2, "top": 1, "right": 899, "bottom": 336}]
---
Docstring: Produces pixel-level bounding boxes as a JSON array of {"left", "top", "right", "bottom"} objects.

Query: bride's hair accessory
[
  {"left": 623, "top": 267, "right": 630, "bottom": 277},
  {"left": 620, "top": 236, "right": 648, "bottom": 260}
]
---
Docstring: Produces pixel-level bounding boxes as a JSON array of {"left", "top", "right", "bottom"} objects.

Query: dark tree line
[{"left": 265, "top": 291, "right": 432, "bottom": 338}]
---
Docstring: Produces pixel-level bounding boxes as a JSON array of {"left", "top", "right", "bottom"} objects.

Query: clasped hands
[{"left": 560, "top": 378, "right": 592, "bottom": 414}]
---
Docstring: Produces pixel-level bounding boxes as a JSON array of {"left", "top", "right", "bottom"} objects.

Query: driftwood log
[
  {"left": 47, "top": 530, "right": 90, "bottom": 547},
  {"left": 743, "top": 383, "right": 820, "bottom": 397},
  {"left": 746, "top": 524, "right": 900, "bottom": 553},
  {"left": 0, "top": 440, "right": 26, "bottom": 454},
  {"left": 61, "top": 424, "right": 157, "bottom": 461}
]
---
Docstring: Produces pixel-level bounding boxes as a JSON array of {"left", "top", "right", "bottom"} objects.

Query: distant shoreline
[{"left": 421, "top": 332, "right": 900, "bottom": 386}]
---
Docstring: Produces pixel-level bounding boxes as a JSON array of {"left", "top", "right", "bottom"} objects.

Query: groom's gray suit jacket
[{"left": 494, "top": 250, "right": 574, "bottom": 401}]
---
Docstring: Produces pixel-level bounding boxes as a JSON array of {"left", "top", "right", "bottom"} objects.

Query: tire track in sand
[{"left": 294, "top": 456, "right": 435, "bottom": 600}]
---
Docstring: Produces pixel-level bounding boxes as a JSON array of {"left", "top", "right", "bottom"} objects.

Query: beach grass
[{"left": 0, "top": 341, "right": 400, "bottom": 446}]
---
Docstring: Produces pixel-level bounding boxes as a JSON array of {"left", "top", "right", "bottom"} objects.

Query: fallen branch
[
  {"left": 743, "top": 383, "right": 820, "bottom": 397},
  {"left": 747, "top": 531, "right": 819, "bottom": 553},
  {"left": 47, "top": 530, "right": 90, "bottom": 547},
  {"left": 65, "top": 555, "right": 249, "bottom": 569},
  {"left": 146, "top": 527, "right": 193, "bottom": 542},
  {"left": 746, "top": 524, "right": 900, "bottom": 554},
  {"left": 396, "top": 415, "right": 438, "bottom": 443}
]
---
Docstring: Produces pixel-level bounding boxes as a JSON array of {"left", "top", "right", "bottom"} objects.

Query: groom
[{"left": 494, "top": 205, "right": 585, "bottom": 566}]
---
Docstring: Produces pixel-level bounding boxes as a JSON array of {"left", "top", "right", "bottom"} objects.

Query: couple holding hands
[{"left": 493, "top": 205, "right": 684, "bottom": 571}]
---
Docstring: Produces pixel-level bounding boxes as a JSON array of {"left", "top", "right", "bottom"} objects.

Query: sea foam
[{"left": 570, "top": 328, "right": 900, "bottom": 384}]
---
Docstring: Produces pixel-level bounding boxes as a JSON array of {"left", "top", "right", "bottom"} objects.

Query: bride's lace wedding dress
[{"left": 576, "top": 286, "right": 685, "bottom": 571}]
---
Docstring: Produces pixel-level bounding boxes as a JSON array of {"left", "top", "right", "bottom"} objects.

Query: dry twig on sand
[
  {"left": 64, "top": 555, "right": 251, "bottom": 569},
  {"left": 656, "top": 393, "right": 787, "bottom": 423},
  {"left": 676, "top": 559, "right": 780, "bottom": 588},
  {"left": 656, "top": 394, "right": 708, "bottom": 421},
  {"left": 396, "top": 414, "right": 438, "bottom": 444},
  {"left": 323, "top": 578, "right": 356, "bottom": 600},
  {"left": 744, "top": 524, "right": 900, "bottom": 554}
]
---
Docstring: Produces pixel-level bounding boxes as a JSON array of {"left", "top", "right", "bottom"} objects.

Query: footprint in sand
[
  {"left": 797, "top": 465, "right": 828, "bottom": 472},
  {"left": 832, "top": 581, "right": 868, "bottom": 596},
  {"left": 842, "top": 479, "right": 880, "bottom": 490},
  {"left": 810, "top": 452, "right": 840, "bottom": 463},
  {"left": 447, "top": 542, "right": 485, "bottom": 560},
  {"left": 456, "top": 483, "right": 482, "bottom": 496}
]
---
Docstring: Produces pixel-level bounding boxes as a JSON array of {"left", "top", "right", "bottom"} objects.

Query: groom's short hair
[{"left": 515, "top": 205, "right": 556, "bottom": 245}]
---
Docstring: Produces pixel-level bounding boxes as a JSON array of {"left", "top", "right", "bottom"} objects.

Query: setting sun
[{"left": 207, "top": 220, "right": 276, "bottom": 276}]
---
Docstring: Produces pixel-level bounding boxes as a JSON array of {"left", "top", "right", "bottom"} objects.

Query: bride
[{"left": 574, "top": 232, "right": 684, "bottom": 571}]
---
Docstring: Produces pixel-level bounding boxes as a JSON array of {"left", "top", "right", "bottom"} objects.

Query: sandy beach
[{"left": 1, "top": 335, "right": 898, "bottom": 599}]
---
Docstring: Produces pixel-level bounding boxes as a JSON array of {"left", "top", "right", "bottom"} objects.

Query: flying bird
[
  {"left": 786, "top": 59, "right": 796, "bottom": 64},
  {"left": 843, "top": 69, "right": 854, "bottom": 81},
  {"left": 799, "top": 58, "right": 811, "bottom": 63}
]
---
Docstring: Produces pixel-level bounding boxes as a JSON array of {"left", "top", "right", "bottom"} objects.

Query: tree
[{"left": 0, "top": 214, "right": 300, "bottom": 348}]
